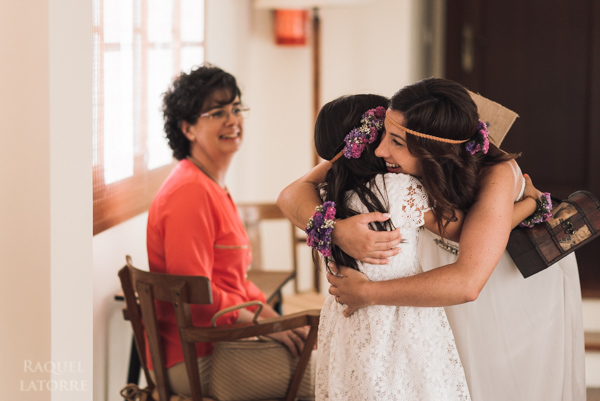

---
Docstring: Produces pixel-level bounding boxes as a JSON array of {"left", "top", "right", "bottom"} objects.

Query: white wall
[
  {"left": 1, "top": 2, "right": 52, "bottom": 399},
  {"left": 1, "top": 1, "right": 93, "bottom": 400},
  {"left": 93, "top": 214, "right": 149, "bottom": 401},
  {"left": 230, "top": 0, "right": 431, "bottom": 203}
]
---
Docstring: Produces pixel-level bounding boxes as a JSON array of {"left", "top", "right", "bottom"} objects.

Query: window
[{"left": 92, "top": 0, "right": 205, "bottom": 234}]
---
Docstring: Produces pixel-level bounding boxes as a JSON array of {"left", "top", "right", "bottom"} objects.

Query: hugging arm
[
  {"left": 277, "top": 161, "right": 330, "bottom": 229},
  {"left": 328, "top": 162, "right": 517, "bottom": 316},
  {"left": 279, "top": 160, "right": 539, "bottom": 314},
  {"left": 277, "top": 162, "right": 403, "bottom": 264},
  {"left": 422, "top": 172, "right": 540, "bottom": 243},
  {"left": 511, "top": 174, "right": 542, "bottom": 228}
]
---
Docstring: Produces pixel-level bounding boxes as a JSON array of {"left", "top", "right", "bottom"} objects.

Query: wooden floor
[{"left": 282, "top": 291, "right": 325, "bottom": 314}]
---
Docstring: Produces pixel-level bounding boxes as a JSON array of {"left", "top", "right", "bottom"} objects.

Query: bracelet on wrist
[
  {"left": 305, "top": 201, "right": 336, "bottom": 257},
  {"left": 519, "top": 192, "right": 553, "bottom": 228}
]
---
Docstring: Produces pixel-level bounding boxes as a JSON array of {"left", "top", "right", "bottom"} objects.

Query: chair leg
[{"left": 126, "top": 336, "right": 141, "bottom": 385}]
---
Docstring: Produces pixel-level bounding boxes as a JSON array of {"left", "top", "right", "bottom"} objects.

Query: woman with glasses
[{"left": 146, "top": 64, "right": 309, "bottom": 397}]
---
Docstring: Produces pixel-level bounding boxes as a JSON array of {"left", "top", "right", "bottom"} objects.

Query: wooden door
[{"left": 445, "top": 0, "right": 600, "bottom": 295}]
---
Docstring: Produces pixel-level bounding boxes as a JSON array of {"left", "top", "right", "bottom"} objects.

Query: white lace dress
[{"left": 315, "top": 173, "right": 471, "bottom": 401}]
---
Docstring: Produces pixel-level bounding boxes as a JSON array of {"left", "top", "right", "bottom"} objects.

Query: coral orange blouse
[{"left": 146, "top": 159, "right": 266, "bottom": 368}]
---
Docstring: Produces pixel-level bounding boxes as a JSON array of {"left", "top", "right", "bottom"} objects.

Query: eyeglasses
[{"left": 198, "top": 105, "right": 250, "bottom": 122}]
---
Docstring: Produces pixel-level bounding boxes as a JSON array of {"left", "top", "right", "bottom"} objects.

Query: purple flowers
[
  {"left": 519, "top": 192, "right": 553, "bottom": 228},
  {"left": 465, "top": 120, "right": 490, "bottom": 155},
  {"left": 305, "top": 201, "right": 336, "bottom": 257},
  {"left": 342, "top": 106, "right": 386, "bottom": 159}
]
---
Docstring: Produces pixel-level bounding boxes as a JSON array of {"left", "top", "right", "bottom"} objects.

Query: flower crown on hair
[
  {"left": 465, "top": 120, "right": 490, "bottom": 155},
  {"left": 386, "top": 114, "right": 490, "bottom": 155},
  {"left": 330, "top": 106, "right": 386, "bottom": 163}
]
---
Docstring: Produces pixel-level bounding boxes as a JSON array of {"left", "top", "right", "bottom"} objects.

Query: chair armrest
[{"left": 180, "top": 309, "right": 320, "bottom": 343}]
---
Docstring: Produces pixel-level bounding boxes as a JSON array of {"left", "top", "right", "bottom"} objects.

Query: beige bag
[
  {"left": 209, "top": 302, "right": 315, "bottom": 401},
  {"left": 210, "top": 337, "right": 315, "bottom": 401}
]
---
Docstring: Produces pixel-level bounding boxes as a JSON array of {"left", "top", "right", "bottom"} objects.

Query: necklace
[{"left": 187, "top": 156, "right": 227, "bottom": 190}]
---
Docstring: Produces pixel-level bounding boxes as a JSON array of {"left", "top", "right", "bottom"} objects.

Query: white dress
[
  {"left": 417, "top": 175, "right": 586, "bottom": 401},
  {"left": 316, "top": 173, "right": 471, "bottom": 401}
]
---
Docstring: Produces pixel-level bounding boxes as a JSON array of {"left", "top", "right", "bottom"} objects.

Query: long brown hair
[
  {"left": 314, "top": 94, "right": 391, "bottom": 270},
  {"left": 390, "top": 78, "right": 519, "bottom": 237}
]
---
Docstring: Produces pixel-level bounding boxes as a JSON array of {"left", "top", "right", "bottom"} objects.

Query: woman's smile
[
  {"left": 375, "top": 109, "right": 423, "bottom": 177},
  {"left": 385, "top": 161, "right": 401, "bottom": 172},
  {"left": 219, "top": 129, "right": 241, "bottom": 141}
]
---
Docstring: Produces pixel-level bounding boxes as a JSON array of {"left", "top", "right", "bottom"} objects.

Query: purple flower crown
[
  {"left": 465, "top": 120, "right": 490, "bottom": 155},
  {"left": 342, "top": 106, "right": 387, "bottom": 159}
]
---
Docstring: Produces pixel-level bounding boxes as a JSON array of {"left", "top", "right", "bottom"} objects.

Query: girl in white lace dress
[{"left": 309, "top": 94, "right": 472, "bottom": 401}]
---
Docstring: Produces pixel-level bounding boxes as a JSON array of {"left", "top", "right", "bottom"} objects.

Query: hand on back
[
  {"left": 332, "top": 212, "right": 403, "bottom": 264},
  {"left": 326, "top": 262, "right": 371, "bottom": 317}
]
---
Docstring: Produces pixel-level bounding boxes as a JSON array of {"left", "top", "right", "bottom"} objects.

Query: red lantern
[{"left": 274, "top": 9, "right": 308, "bottom": 46}]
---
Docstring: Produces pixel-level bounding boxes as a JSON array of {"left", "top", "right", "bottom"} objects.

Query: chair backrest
[
  {"left": 119, "top": 255, "right": 320, "bottom": 401},
  {"left": 118, "top": 256, "right": 212, "bottom": 401},
  {"left": 237, "top": 202, "right": 317, "bottom": 293}
]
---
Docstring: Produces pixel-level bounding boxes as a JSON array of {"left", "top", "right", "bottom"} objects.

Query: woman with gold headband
[{"left": 278, "top": 78, "right": 585, "bottom": 401}]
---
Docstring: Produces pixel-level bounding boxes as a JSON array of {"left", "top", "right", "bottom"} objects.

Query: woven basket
[{"left": 210, "top": 337, "right": 315, "bottom": 401}]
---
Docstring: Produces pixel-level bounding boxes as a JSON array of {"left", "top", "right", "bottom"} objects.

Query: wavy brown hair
[{"left": 390, "top": 78, "right": 519, "bottom": 237}]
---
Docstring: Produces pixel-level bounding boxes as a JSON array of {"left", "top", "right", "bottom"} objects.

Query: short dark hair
[
  {"left": 162, "top": 64, "right": 242, "bottom": 160},
  {"left": 314, "top": 94, "right": 391, "bottom": 270}
]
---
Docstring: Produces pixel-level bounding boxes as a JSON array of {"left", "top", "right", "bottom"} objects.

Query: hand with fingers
[
  {"left": 265, "top": 326, "right": 310, "bottom": 357},
  {"left": 327, "top": 262, "right": 372, "bottom": 317},
  {"left": 332, "top": 212, "right": 403, "bottom": 265},
  {"left": 523, "top": 173, "right": 543, "bottom": 200}
]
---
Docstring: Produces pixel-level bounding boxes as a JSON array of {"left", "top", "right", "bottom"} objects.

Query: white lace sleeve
[{"left": 383, "top": 173, "right": 431, "bottom": 229}]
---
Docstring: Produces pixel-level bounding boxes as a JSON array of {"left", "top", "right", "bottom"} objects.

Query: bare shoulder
[
  {"left": 458, "top": 161, "right": 517, "bottom": 270},
  {"left": 480, "top": 160, "right": 518, "bottom": 192},
  {"left": 470, "top": 162, "right": 519, "bottom": 214},
  {"left": 482, "top": 159, "right": 518, "bottom": 181}
]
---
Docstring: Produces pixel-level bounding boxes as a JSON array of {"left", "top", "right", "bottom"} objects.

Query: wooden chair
[
  {"left": 118, "top": 256, "right": 320, "bottom": 401},
  {"left": 237, "top": 202, "right": 319, "bottom": 295},
  {"left": 118, "top": 204, "right": 310, "bottom": 388}
]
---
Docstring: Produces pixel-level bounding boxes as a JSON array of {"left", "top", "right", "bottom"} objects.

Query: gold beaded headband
[
  {"left": 330, "top": 151, "right": 344, "bottom": 163},
  {"left": 385, "top": 115, "right": 469, "bottom": 144}
]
